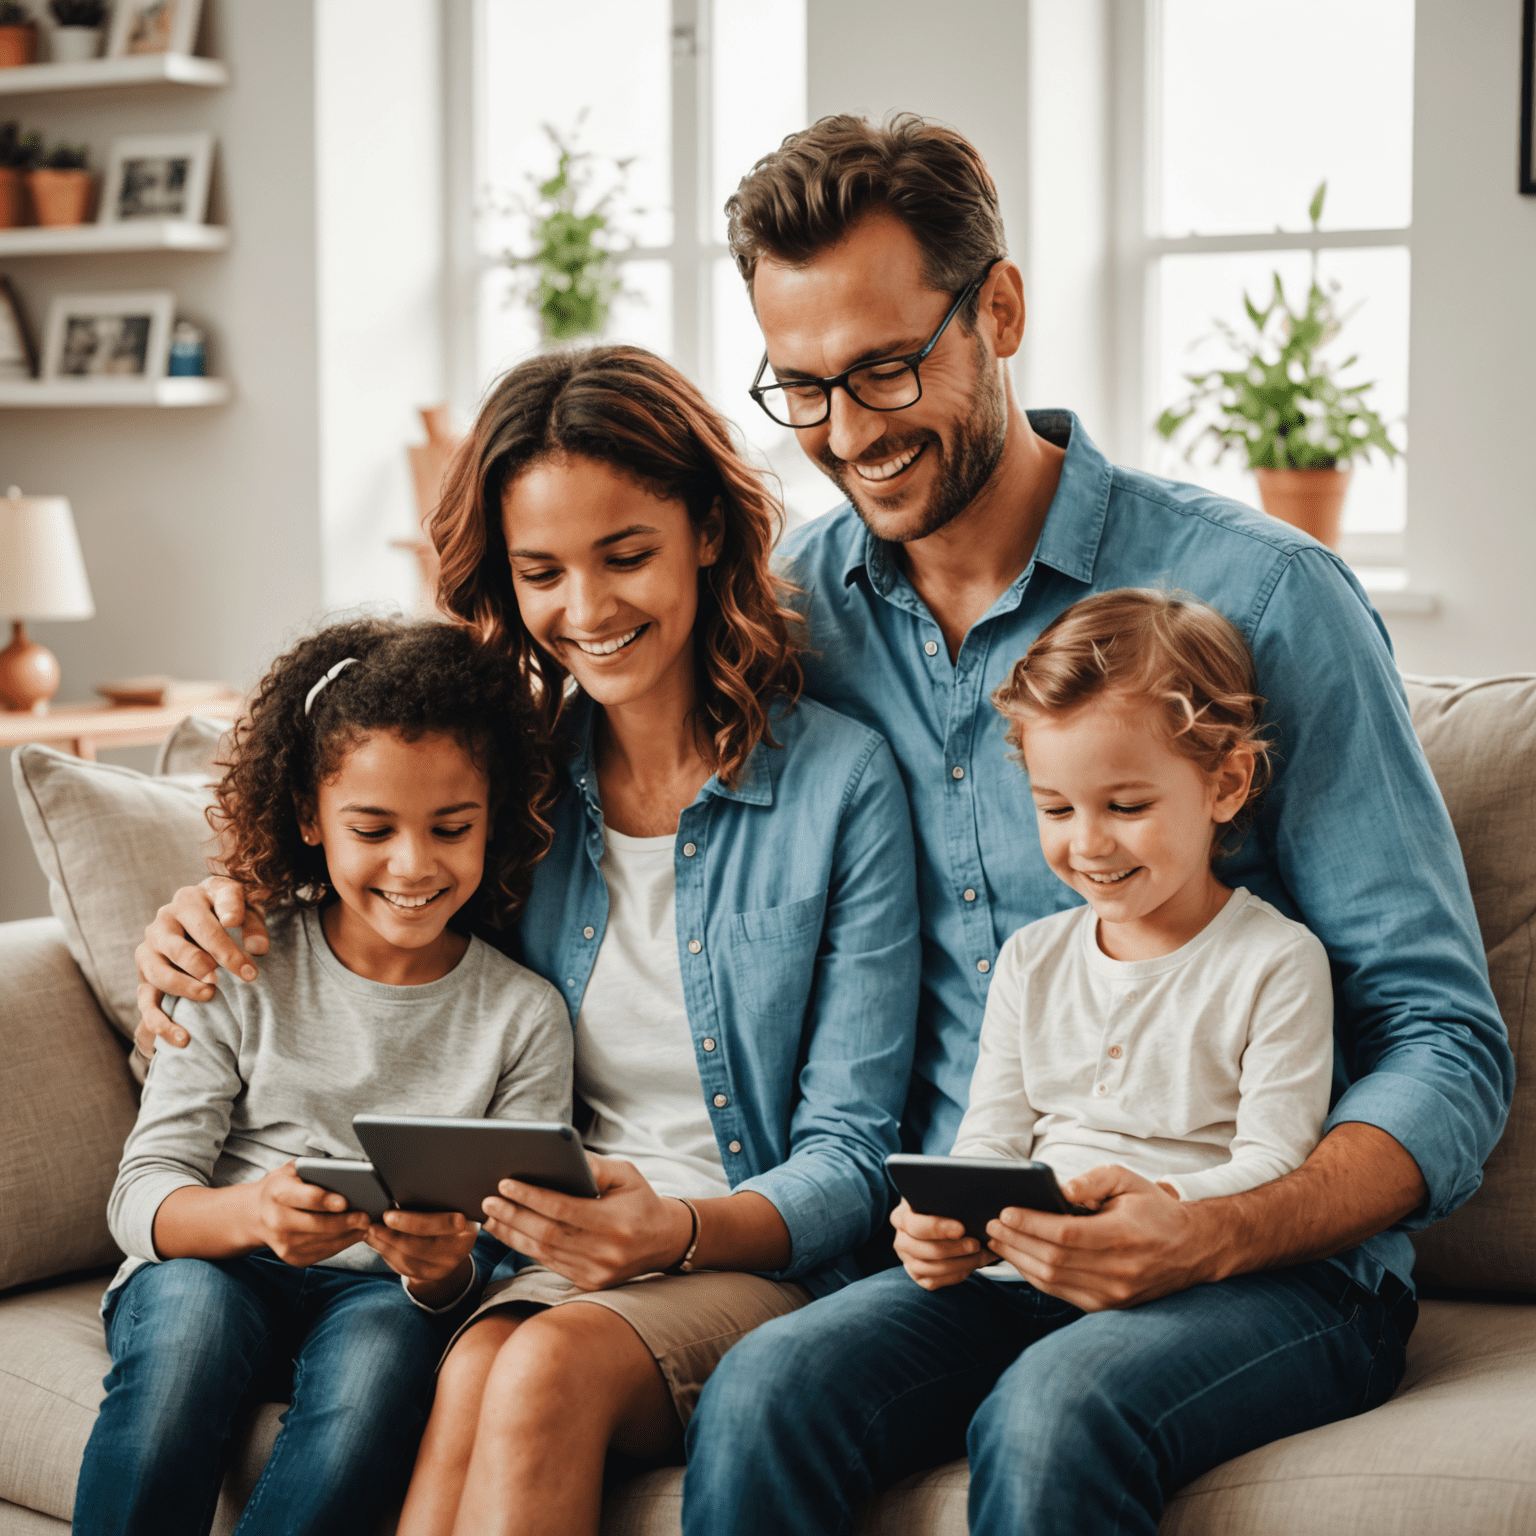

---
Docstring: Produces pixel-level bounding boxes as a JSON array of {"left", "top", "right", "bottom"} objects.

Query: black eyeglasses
[{"left": 748, "top": 259, "right": 1000, "bottom": 429}]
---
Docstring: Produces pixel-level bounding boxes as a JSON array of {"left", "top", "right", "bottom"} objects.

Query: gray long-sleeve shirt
[{"left": 108, "top": 905, "right": 573, "bottom": 1285}]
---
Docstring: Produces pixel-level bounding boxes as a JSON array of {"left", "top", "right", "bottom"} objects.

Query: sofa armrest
[{"left": 0, "top": 917, "right": 139, "bottom": 1293}]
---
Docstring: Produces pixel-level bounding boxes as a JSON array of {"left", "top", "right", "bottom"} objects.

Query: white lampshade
[{"left": 0, "top": 486, "right": 95, "bottom": 621}]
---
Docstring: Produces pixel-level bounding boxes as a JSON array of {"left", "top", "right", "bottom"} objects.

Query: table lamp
[{"left": 0, "top": 486, "right": 95, "bottom": 715}]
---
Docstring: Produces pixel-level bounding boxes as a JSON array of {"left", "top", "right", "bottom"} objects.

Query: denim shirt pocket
[{"left": 726, "top": 891, "right": 828, "bottom": 1024}]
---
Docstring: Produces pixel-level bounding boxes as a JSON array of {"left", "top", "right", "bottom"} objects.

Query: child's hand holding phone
[
  {"left": 364, "top": 1210, "right": 479, "bottom": 1308},
  {"left": 252, "top": 1161, "right": 373, "bottom": 1265},
  {"left": 890, "top": 1198, "right": 998, "bottom": 1291}
]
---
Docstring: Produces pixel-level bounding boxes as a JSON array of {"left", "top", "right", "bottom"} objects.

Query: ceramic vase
[
  {"left": 0, "top": 166, "right": 26, "bottom": 228},
  {"left": 1253, "top": 468, "right": 1353, "bottom": 550},
  {"left": 50, "top": 26, "right": 101, "bottom": 62}
]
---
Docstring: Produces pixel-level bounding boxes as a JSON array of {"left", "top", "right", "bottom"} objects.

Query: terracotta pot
[
  {"left": 28, "top": 167, "right": 92, "bottom": 226},
  {"left": 1253, "top": 467, "right": 1353, "bottom": 549},
  {"left": 0, "top": 165, "right": 26, "bottom": 228},
  {"left": 0, "top": 23, "right": 37, "bottom": 67}
]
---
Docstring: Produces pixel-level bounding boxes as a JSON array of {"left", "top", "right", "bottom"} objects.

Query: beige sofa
[{"left": 3, "top": 674, "right": 1535, "bottom": 1535}]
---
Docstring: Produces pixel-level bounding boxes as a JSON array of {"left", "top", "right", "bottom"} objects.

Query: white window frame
[
  {"left": 442, "top": 0, "right": 744, "bottom": 422},
  {"left": 1110, "top": 0, "right": 1411, "bottom": 568}
]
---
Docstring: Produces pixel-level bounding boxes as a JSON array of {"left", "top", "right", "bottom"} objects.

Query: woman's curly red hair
[{"left": 429, "top": 345, "right": 803, "bottom": 828}]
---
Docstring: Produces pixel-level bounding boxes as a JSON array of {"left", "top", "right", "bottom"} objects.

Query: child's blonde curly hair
[{"left": 991, "top": 588, "right": 1275, "bottom": 857}]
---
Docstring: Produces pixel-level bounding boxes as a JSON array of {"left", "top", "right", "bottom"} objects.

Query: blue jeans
[
  {"left": 73, "top": 1250, "right": 461, "bottom": 1536},
  {"left": 683, "top": 1261, "right": 1413, "bottom": 1535}
]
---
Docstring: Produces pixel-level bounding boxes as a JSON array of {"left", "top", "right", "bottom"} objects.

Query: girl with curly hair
[
  {"left": 76, "top": 620, "right": 573, "bottom": 1536},
  {"left": 134, "top": 346, "right": 922, "bottom": 1536}
]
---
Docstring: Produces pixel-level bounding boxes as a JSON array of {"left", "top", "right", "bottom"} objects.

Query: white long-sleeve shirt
[{"left": 952, "top": 887, "right": 1333, "bottom": 1202}]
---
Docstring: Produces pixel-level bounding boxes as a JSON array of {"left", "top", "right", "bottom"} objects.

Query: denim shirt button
[
  {"left": 702, "top": 1038, "right": 716, "bottom": 1051},
  {"left": 976, "top": 958, "right": 991, "bottom": 973},
  {"left": 963, "top": 888, "right": 977, "bottom": 902},
  {"left": 713, "top": 1094, "right": 728, "bottom": 1107},
  {"left": 924, "top": 640, "right": 938, "bottom": 656},
  {"left": 582, "top": 925, "right": 595, "bottom": 940},
  {"left": 728, "top": 1140, "right": 742, "bottom": 1154},
  {"left": 951, "top": 765, "right": 964, "bottom": 780},
  {"left": 683, "top": 842, "right": 697, "bottom": 857},
  {"left": 688, "top": 939, "right": 702, "bottom": 954}
]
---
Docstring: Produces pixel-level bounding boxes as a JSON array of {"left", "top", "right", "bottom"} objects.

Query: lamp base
[{"left": 0, "top": 621, "right": 60, "bottom": 715}]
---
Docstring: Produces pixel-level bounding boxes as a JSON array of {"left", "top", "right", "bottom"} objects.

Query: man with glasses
[{"left": 682, "top": 113, "right": 1510, "bottom": 1535}]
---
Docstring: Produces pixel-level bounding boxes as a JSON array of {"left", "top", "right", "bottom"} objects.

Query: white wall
[
  {"left": 0, "top": 0, "right": 450, "bottom": 922},
  {"left": 1391, "top": 0, "right": 1536, "bottom": 675},
  {"left": 315, "top": 0, "right": 445, "bottom": 615}
]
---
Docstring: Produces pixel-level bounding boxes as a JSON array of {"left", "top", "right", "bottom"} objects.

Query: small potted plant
[
  {"left": 27, "top": 140, "right": 89, "bottom": 225},
  {"left": 0, "top": 120, "right": 41, "bottom": 226},
  {"left": 1156, "top": 183, "right": 1402, "bottom": 549},
  {"left": 0, "top": 2, "right": 37, "bottom": 67},
  {"left": 502, "top": 117, "right": 638, "bottom": 343},
  {"left": 48, "top": 0, "right": 103, "bottom": 62}
]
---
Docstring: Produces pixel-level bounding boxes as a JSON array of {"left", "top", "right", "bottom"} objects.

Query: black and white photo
[
  {"left": 41, "top": 291, "right": 174, "bottom": 381},
  {"left": 99, "top": 134, "right": 214, "bottom": 225}
]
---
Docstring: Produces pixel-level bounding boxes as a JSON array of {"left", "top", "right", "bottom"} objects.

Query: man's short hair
[{"left": 725, "top": 112, "right": 1007, "bottom": 325}]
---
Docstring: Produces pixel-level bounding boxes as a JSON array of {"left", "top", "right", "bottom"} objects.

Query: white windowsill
[{"left": 1352, "top": 568, "right": 1439, "bottom": 616}]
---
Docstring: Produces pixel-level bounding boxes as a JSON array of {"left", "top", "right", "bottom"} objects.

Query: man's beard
[{"left": 816, "top": 334, "right": 1009, "bottom": 544}]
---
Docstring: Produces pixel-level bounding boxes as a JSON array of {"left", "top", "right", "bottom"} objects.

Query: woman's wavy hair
[
  {"left": 991, "top": 589, "right": 1276, "bottom": 859},
  {"left": 212, "top": 617, "right": 546, "bottom": 931},
  {"left": 430, "top": 345, "right": 803, "bottom": 816}
]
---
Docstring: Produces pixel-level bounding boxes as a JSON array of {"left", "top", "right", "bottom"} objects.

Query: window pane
[
  {"left": 1158, "top": 0, "right": 1414, "bottom": 236},
  {"left": 1152, "top": 247, "right": 1408, "bottom": 534},
  {"left": 608, "top": 258, "right": 675, "bottom": 359},
  {"left": 711, "top": 0, "right": 807, "bottom": 243},
  {"left": 480, "top": 0, "right": 672, "bottom": 256}
]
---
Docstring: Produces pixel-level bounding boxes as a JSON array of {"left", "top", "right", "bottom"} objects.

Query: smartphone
[
  {"left": 885, "top": 1153, "right": 1091, "bottom": 1241},
  {"left": 294, "top": 1157, "right": 395, "bottom": 1222}
]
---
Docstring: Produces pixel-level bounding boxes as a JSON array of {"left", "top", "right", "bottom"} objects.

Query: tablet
[
  {"left": 294, "top": 1157, "right": 394, "bottom": 1222},
  {"left": 352, "top": 1115, "right": 599, "bottom": 1221},
  {"left": 885, "top": 1153, "right": 1091, "bottom": 1240}
]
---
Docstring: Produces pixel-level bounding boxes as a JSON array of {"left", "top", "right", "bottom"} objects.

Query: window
[
  {"left": 460, "top": 0, "right": 813, "bottom": 508},
  {"left": 1128, "top": 0, "right": 1414, "bottom": 565}
]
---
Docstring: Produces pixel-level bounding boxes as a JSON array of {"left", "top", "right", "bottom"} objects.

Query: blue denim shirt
[
  {"left": 516, "top": 694, "right": 920, "bottom": 1297},
  {"left": 779, "top": 409, "right": 1513, "bottom": 1296}
]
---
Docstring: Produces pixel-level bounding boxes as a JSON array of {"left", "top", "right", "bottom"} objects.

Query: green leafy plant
[
  {"left": 1156, "top": 183, "right": 1401, "bottom": 472},
  {"left": 38, "top": 141, "right": 86, "bottom": 170},
  {"left": 49, "top": 0, "right": 106, "bottom": 25},
  {"left": 0, "top": 122, "right": 42, "bottom": 172},
  {"left": 0, "top": 2, "right": 33, "bottom": 27},
  {"left": 503, "top": 118, "right": 638, "bottom": 343}
]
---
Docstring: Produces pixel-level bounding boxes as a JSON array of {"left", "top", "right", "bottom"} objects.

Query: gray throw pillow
[{"left": 11, "top": 745, "right": 217, "bottom": 1041}]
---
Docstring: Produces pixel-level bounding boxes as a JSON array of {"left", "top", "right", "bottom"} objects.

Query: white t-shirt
[
  {"left": 574, "top": 825, "right": 732, "bottom": 1201},
  {"left": 953, "top": 886, "right": 1334, "bottom": 1203}
]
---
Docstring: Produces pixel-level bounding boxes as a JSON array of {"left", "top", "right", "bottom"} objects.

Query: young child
[
  {"left": 895, "top": 587, "right": 1334, "bottom": 1289},
  {"left": 74, "top": 618, "right": 573, "bottom": 1536}
]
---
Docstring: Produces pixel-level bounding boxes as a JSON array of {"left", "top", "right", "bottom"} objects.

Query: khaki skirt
[{"left": 445, "top": 1264, "right": 812, "bottom": 1426}]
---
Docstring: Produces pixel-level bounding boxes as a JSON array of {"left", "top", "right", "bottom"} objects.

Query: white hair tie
[{"left": 303, "top": 657, "right": 359, "bottom": 716}]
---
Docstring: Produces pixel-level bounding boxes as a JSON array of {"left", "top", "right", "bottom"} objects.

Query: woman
[{"left": 134, "top": 346, "right": 920, "bottom": 1536}]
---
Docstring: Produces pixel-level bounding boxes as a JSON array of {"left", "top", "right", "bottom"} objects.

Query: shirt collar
[
  {"left": 839, "top": 409, "right": 1113, "bottom": 593},
  {"left": 560, "top": 692, "right": 776, "bottom": 809}
]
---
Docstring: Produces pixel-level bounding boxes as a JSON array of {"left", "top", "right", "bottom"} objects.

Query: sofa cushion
[
  {"left": 0, "top": 919, "right": 138, "bottom": 1292},
  {"left": 11, "top": 745, "right": 217, "bottom": 1041},
  {"left": 1400, "top": 676, "right": 1536, "bottom": 1292}
]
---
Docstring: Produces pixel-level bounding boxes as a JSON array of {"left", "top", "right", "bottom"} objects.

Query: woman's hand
[
  {"left": 134, "top": 876, "right": 270, "bottom": 1055},
  {"left": 366, "top": 1210, "right": 479, "bottom": 1308},
  {"left": 480, "top": 1154, "right": 695, "bottom": 1291},
  {"left": 890, "top": 1198, "right": 995, "bottom": 1291}
]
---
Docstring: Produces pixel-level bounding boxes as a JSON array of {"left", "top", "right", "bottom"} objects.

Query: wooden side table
[{"left": 0, "top": 694, "right": 244, "bottom": 762}]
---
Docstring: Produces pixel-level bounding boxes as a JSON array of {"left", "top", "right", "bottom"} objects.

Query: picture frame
[
  {"left": 105, "top": 0, "right": 203, "bottom": 59},
  {"left": 98, "top": 133, "right": 214, "bottom": 226},
  {"left": 0, "top": 276, "right": 37, "bottom": 380},
  {"left": 42, "top": 291, "right": 175, "bottom": 382},
  {"left": 1522, "top": 0, "right": 1535, "bottom": 194}
]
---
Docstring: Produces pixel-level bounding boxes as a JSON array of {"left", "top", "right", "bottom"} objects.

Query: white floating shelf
[
  {"left": 0, "top": 377, "right": 230, "bottom": 407},
  {"left": 0, "top": 54, "right": 228, "bottom": 95},
  {"left": 0, "top": 221, "right": 229, "bottom": 256}
]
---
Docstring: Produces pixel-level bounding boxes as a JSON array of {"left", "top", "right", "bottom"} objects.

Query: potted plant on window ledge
[{"left": 1155, "top": 183, "right": 1401, "bottom": 550}]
